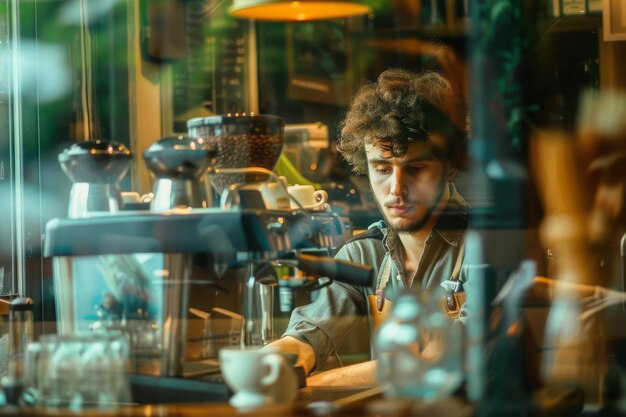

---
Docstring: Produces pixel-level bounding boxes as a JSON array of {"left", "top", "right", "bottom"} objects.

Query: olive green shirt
[{"left": 283, "top": 184, "right": 470, "bottom": 371}]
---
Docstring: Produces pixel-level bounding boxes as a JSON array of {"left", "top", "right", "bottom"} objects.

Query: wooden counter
[{"left": 0, "top": 386, "right": 474, "bottom": 417}]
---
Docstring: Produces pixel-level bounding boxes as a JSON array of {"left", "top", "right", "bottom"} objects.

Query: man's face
[{"left": 366, "top": 141, "right": 448, "bottom": 233}]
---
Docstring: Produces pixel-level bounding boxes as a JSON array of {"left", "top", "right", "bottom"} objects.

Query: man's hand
[
  {"left": 306, "top": 360, "right": 377, "bottom": 386},
  {"left": 267, "top": 336, "right": 316, "bottom": 375},
  {"left": 305, "top": 339, "right": 445, "bottom": 387},
  {"left": 268, "top": 338, "right": 377, "bottom": 387}
]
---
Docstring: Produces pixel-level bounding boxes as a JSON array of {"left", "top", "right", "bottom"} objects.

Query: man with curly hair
[{"left": 271, "top": 68, "right": 471, "bottom": 386}]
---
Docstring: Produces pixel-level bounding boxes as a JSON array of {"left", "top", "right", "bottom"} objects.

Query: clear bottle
[
  {"left": 2, "top": 297, "right": 34, "bottom": 404},
  {"left": 374, "top": 289, "right": 463, "bottom": 402}
]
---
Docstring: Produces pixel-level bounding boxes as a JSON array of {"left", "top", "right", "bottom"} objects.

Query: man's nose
[{"left": 390, "top": 168, "right": 408, "bottom": 196}]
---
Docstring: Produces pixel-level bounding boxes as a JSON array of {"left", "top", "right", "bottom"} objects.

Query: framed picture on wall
[{"left": 603, "top": 0, "right": 626, "bottom": 41}]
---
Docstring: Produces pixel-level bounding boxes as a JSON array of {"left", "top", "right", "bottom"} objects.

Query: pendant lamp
[{"left": 229, "top": 0, "right": 371, "bottom": 21}]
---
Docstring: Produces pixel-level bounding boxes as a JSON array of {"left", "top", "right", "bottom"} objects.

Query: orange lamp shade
[{"left": 229, "top": 0, "right": 371, "bottom": 21}]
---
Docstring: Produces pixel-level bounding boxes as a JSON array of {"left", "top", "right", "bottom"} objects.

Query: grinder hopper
[{"left": 187, "top": 114, "right": 284, "bottom": 195}]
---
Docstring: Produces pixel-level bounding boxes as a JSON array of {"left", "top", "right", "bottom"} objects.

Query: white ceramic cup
[
  {"left": 219, "top": 347, "right": 297, "bottom": 409},
  {"left": 259, "top": 181, "right": 291, "bottom": 210},
  {"left": 220, "top": 177, "right": 291, "bottom": 210},
  {"left": 288, "top": 184, "right": 328, "bottom": 210}
]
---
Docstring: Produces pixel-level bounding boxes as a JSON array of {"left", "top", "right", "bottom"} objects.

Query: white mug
[
  {"left": 219, "top": 347, "right": 297, "bottom": 409},
  {"left": 288, "top": 184, "right": 328, "bottom": 210},
  {"left": 259, "top": 180, "right": 291, "bottom": 210},
  {"left": 220, "top": 179, "right": 291, "bottom": 210}
]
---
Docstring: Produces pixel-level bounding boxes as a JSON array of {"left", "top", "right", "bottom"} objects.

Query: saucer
[{"left": 295, "top": 203, "right": 330, "bottom": 212}]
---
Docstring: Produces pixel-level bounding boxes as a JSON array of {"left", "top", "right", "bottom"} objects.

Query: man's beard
[{"left": 375, "top": 177, "right": 447, "bottom": 234}]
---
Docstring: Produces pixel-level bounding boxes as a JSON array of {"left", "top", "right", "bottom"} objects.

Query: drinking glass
[
  {"left": 20, "top": 342, "right": 41, "bottom": 406},
  {"left": 35, "top": 333, "right": 131, "bottom": 410}
]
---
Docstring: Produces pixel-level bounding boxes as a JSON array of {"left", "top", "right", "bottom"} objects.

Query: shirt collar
[{"left": 378, "top": 183, "right": 469, "bottom": 250}]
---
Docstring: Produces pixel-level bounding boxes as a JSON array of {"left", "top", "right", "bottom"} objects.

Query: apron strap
[
  {"left": 442, "top": 242, "right": 466, "bottom": 318},
  {"left": 369, "top": 255, "right": 394, "bottom": 329},
  {"left": 450, "top": 242, "right": 465, "bottom": 282},
  {"left": 370, "top": 255, "right": 393, "bottom": 315},
  {"left": 378, "top": 254, "right": 392, "bottom": 290}
]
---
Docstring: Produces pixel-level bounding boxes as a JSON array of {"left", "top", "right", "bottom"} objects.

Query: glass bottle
[
  {"left": 2, "top": 297, "right": 34, "bottom": 404},
  {"left": 374, "top": 289, "right": 463, "bottom": 402}
]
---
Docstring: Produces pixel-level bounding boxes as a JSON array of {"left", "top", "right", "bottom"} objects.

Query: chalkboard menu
[{"left": 170, "top": 0, "right": 249, "bottom": 132}]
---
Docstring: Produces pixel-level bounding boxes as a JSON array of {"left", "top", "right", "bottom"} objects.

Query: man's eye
[
  {"left": 375, "top": 166, "right": 391, "bottom": 174},
  {"left": 408, "top": 165, "right": 425, "bottom": 174}
]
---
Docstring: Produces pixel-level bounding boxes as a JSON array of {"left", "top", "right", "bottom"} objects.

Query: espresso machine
[{"left": 44, "top": 115, "right": 372, "bottom": 404}]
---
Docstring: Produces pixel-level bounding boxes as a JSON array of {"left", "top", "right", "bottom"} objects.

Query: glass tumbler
[{"left": 37, "top": 333, "right": 131, "bottom": 411}]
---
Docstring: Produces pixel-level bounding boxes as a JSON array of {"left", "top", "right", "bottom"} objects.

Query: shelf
[
  {"left": 545, "top": 14, "right": 602, "bottom": 33},
  {"left": 355, "top": 23, "right": 470, "bottom": 41}
]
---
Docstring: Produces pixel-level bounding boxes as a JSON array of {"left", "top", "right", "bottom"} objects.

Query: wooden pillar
[{"left": 599, "top": 38, "right": 626, "bottom": 91}]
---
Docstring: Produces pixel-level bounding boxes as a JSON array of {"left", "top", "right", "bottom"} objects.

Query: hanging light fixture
[{"left": 229, "top": 0, "right": 371, "bottom": 21}]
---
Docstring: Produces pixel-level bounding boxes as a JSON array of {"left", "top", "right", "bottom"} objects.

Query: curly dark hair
[{"left": 337, "top": 69, "right": 468, "bottom": 175}]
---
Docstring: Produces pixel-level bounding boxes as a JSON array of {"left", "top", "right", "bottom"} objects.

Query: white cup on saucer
[
  {"left": 288, "top": 184, "right": 328, "bottom": 210},
  {"left": 219, "top": 346, "right": 298, "bottom": 410}
]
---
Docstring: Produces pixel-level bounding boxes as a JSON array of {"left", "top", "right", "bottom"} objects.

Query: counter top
[{"left": 0, "top": 387, "right": 475, "bottom": 417}]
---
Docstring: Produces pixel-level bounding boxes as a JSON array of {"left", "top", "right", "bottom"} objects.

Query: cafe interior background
[{"left": 0, "top": 0, "right": 626, "bottom": 413}]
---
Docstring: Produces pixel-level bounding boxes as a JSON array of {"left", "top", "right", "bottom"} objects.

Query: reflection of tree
[
  {"left": 14, "top": 0, "right": 131, "bottom": 150},
  {"left": 10, "top": 1, "right": 135, "bottom": 301},
  {"left": 474, "top": 0, "right": 537, "bottom": 153}
]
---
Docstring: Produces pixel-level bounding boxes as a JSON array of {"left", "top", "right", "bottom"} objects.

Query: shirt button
[{"left": 396, "top": 274, "right": 401, "bottom": 280}]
